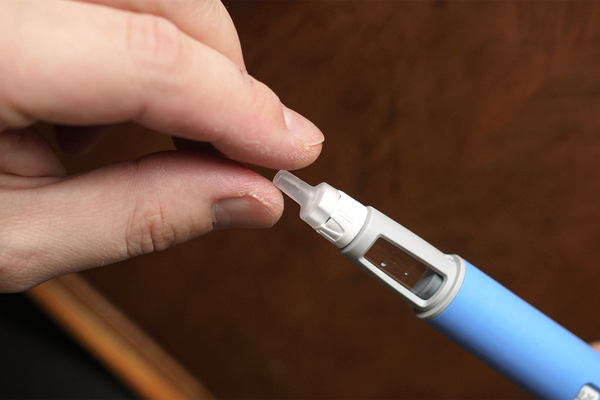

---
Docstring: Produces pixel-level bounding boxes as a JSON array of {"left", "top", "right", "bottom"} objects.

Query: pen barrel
[{"left": 425, "top": 260, "right": 600, "bottom": 399}]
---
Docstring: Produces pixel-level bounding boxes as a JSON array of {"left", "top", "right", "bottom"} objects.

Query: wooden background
[{"left": 51, "top": 1, "right": 600, "bottom": 398}]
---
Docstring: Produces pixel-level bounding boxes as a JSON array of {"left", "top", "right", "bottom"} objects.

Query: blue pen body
[
  {"left": 426, "top": 260, "right": 600, "bottom": 400},
  {"left": 338, "top": 207, "right": 600, "bottom": 399},
  {"left": 273, "top": 171, "right": 600, "bottom": 399}
]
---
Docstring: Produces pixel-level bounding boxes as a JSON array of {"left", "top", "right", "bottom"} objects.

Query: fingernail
[
  {"left": 282, "top": 105, "right": 325, "bottom": 146},
  {"left": 212, "top": 196, "right": 274, "bottom": 230}
]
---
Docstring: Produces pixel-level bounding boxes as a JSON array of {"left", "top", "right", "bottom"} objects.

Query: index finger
[
  {"left": 0, "top": 0, "right": 323, "bottom": 170},
  {"left": 79, "top": 0, "right": 246, "bottom": 68}
]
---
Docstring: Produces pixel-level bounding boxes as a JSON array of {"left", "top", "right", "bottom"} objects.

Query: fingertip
[
  {"left": 275, "top": 105, "right": 324, "bottom": 171},
  {"left": 295, "top": 140, "right": 323, "bottom": 170},
  {"left": 282, "top": 105, "right": 324, "bottom": 148}
]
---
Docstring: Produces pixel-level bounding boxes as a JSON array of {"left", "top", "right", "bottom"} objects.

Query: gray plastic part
[{"left": 340, "top": 207, "right": 465, "bottom": 318}]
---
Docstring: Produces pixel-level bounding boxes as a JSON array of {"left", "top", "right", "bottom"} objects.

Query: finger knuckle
[
  {"left": 125, "top": 13, "right": 183, "bottom": 76},
  {"left": 125, "top": 195, "right": 178, "bottom": 257}
]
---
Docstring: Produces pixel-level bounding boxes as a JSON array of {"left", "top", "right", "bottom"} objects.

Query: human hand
[{"left": 0, "top": 0, "right": 323, "bottom": 292}]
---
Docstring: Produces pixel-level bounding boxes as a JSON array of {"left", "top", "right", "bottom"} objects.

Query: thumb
[{"left": 1, "top": 151, "right": 281, "bottom": 292}]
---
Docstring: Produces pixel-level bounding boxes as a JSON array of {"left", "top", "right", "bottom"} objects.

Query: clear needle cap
[
  {"left": 273, "top": 171, "right": 368, "bottom": 248},
  {"left": 272, "top": 170, "right": 317, "bottom": 211}
]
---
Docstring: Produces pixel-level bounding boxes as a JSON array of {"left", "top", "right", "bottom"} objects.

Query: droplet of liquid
[
  {"left": 404, "top": 272, "right": 409, "bottom": 276},
  {"left": 380, "top": 262, "right": 387, "bottom": 267}
]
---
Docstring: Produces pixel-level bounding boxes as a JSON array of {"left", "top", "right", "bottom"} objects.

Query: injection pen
[{"left": 273, "top": 170, "right": 600, "bottom": 400}]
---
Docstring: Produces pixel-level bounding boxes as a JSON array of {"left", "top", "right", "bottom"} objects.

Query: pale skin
[
  {"left": 0, "top": 0, "right": 324, "bottom": 292},
  {"left": 3, "top": 0, "right": 599, "bottom": 360}
]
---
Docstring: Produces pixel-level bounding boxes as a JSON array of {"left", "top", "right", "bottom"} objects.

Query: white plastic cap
[{"left": 273, "top": 171, "right": 368, "bottom": 248}]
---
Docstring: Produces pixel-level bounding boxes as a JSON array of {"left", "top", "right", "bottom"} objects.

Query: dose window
[{"left": 365, "top": 237, "right": 442, "bottom": 299}]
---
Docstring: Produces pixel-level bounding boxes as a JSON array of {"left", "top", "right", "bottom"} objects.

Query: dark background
[
  {"left": 0, "top": 293, "right": 134, "bottom": 399},
  {"left": 20, "top": 1, "right": 600, "bottom": 399}
]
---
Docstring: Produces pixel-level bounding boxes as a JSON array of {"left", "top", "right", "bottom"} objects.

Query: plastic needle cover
[
  {"left": 273, "top": 171, "right": 368, "bottom": 248},
  {"left": 272, "top": 170, "right": 316, "bottom": 211}
]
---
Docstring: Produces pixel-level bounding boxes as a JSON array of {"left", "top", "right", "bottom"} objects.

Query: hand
[{"left": 0, "top": 0, "right": 324, "bottom": 292}]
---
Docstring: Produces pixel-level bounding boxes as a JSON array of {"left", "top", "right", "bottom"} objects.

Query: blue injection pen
[{"left": 273, "top": 170, "right": 600, "bottom": 400}]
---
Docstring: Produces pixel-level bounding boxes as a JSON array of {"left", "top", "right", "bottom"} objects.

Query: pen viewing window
[{"left": 365, "top": 237, "right": 442, "bottom": 300}]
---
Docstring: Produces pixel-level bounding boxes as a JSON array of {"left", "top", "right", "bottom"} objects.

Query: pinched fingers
[
  {"left": 0, "top": 0, "right": 324, "bottom": 292},
  {"left": 0, "top": 0, "right": 323, "bottom": 170}
]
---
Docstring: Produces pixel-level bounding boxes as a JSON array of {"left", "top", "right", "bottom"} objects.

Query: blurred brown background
[{"left": 47, "top": 1, "right": 600, "bottom": 398}]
